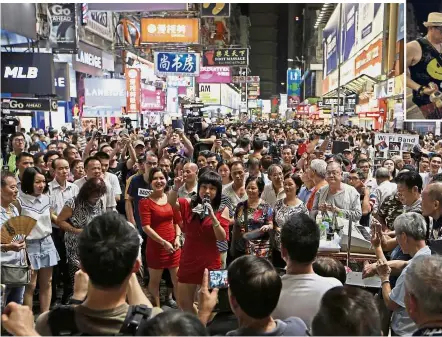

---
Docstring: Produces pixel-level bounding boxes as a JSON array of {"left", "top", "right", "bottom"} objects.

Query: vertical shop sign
[
  {"left": 126, "top": 68, "right": 141, "bottom": 113},
  {"left": 47, "top": 3, "right": 77, "bottom": 54}
]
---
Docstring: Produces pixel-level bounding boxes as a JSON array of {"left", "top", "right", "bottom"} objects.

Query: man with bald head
[
  {"left": 175, "top": 162, "right": 198, "bottom": 198},
  {"left": 422, "top": 182, "right": 442, "bottom": 244},
  {"left": 311, "top": 161, "right": 362, "bottom": 222}
]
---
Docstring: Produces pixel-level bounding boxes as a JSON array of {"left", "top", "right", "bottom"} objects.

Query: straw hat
[{"left": 423, "top": 12, "right": 442, "bottom": 27}]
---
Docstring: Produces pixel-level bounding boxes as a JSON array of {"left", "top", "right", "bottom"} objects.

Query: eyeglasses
[
  {"left": 13, "top": 139, "right": 25, "bottom": 143},
  {"left": 326, "top": 171, "right": 341, "bottom": 176}
]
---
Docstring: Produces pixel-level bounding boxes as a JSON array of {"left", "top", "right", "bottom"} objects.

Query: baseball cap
[{"left": 133, "top": 140, "right": 145, "bottom": 148}]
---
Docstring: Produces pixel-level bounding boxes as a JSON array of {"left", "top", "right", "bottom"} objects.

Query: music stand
[{"left": 346, "top": 218, "right": 353, "bottom": 267}]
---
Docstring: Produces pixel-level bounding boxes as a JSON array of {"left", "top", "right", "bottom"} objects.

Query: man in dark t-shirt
[{"left": 406, "top": 14, "right": 442, "bottom": 119}]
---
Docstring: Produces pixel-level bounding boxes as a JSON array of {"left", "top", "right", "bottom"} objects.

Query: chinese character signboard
[
  {"left": 154, "top": 52, "right": 200, "bottom": 76},
  {"left": 125, "top": 68, "right": 141, "bottom": 113},
  {"left": 200, "top": 3, "right": 231, "bottom": 17},
  {"left": 197, "top": 66, "right": 232, "bottom": 83},
  {"left": 232, "top": 76, "right": 260, "bottom": 84},
  {"left": 202, "top": 48, "right": 248, "bottom": 66},
  {"left": 287, "top": 68, "right": 302, "bottom": 108},
  {"left": 140, "top": 18, "right": 199, "bottom": 44}
]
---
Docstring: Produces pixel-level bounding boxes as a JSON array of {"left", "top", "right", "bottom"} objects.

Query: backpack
[{"left": 47, "top": 304, "right": 152, "bottom": 336}]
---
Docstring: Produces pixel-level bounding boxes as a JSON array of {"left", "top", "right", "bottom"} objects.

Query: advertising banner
[
  {"left": 199, "top": 84, "right": 221, "bottom": 105},
  {"left": 73, "top": 42, "right": 103, "bottom": 76},
  {"left": 324, "top": 3, "right": 384, "bottom": 76},
  {"left": 141, "top": 87, "right": 165, "bottom": 111},
  {"left": 140, "top": 18, "right": 199, "bottom": 44},
  {"left": 357, "top": 4, "right": 384, "bottom": 47},
  {"left": 197, "top": 66, "right": 232, "bottom": 83},
  {"left": 232, "top": 75, "right": 260, "bottom": 84},
  {"left": 201, "top": 3, "right": 230, "bottom": 17},
  {"left": 202, "top": 48, "right": 248, "bottom": 66},
  {"left": 125, "top": 68, "right": 141, "bottom": 113},
  {"left": 373, "top": 133, "right": 419, "bottom": 166},
  {"left": 47, "top": 3, "right": 77, "bottom": 54},
  {"left": 54, "top": 62, "right": 70, "bottom": 101},
  {"left": 287, "top": 69, "right": 302, "bottom": 107},
  {"left": 167, "top": 75, "right": 193, "bottom": 87},
  {"left": 397, "top": 3, "right": 404, "bottom": 41},
  {"left": 323, "top": 4, "right": 340, "bottom": 76},
  {"left": 84, "top": 11, "right": 114, "bottom": 41},
  {"left": 154, "top": 52, "right": 200, "bottom": 76},
  {"left": 1, "top": 52, "right": 55, "bottom": 95},
  {"left": 84, "top": 78, "right": 126, "bottom": 107},
  {"left": 355, "top": 38, "right": 382, "bottom": 77},
  {"left": 87, "top": 4, "right": 187, "bottom": 12},
  {"left": 124, "top": 51, "right": 155, "bottom": 81},
  {"left": 1, "top": 98, "right": 58, "bottom": 112},
  {"left": 341, "top": 3, "right": 357, "bottom": 63}
]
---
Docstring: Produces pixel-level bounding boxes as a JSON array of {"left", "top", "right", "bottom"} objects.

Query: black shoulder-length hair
[
  {"left": 191, "top": 170, "right": 223, "bottom": 212},
  {"left": 76, "top": 177, "right": 107, "bottom": 206},
  {"left": 21, "top": 167, "right": 48, "bottom": 195}
]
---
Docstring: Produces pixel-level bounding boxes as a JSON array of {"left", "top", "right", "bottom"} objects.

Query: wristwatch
[{"left": 418, "top": 85, "right": 428, "bottom": 96}]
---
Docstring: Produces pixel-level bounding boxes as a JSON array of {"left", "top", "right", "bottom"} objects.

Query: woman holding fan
[
  {"left": 0, "top": 171, "right": 26, "bottom": 305},
  {"left": 17, "top": 167, "right": 59, "bottom": 313}
]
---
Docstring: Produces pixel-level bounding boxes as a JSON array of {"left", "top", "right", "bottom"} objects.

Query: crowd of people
[{"left": 1, "top": 119, "right": 442, "bottom": 336}]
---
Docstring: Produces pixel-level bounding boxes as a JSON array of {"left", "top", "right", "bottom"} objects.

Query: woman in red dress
[
  {"left": 139, "top": 167, "right": 181, "bottom": 307},
  {"left": 168, "top": 170, "right": 229, "bottom": 313}
]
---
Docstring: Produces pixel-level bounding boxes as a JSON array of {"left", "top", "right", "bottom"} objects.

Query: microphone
[{"left": 203, "top": 195, "right": 210, "bottom": 217}]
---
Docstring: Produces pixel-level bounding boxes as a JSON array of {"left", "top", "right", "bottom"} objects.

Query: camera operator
[{"left": 193, "top": 119, "right": 217, "bottom": 152}]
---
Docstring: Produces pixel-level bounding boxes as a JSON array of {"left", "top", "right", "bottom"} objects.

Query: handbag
[{"left": 1, "top": 248, "right": 31, "bottom": 286}]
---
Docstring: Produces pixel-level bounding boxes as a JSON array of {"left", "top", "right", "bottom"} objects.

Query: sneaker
[{"left": 161, "top": 298, "right": 179, "bottom": 309}]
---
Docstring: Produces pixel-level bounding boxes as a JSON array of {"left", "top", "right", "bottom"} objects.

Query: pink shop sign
[
  {"left": 196, "top": 66, "right": 232, "bottom": 84},
  {"left": 141, "top": 88, "right": 165, "bottom": 111}
]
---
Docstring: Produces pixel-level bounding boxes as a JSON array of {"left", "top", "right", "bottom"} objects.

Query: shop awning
[{"left": 323, "top": 74, "right": 378, "bottom": 98}]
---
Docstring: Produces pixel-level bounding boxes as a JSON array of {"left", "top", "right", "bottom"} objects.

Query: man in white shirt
[
  {"left": 273, "top": 213, "right": 342, "bottom": 327},
  {"left": 422, "top": 154, "right": 442, "bottom": 188},
  {"left": 95, "top": 151, "right": 122, "bottom": 202},
  {"left": 48, "top": 158, "right": 79, "bottom": 305},
  {"left": 177, "top": 163, "right": 198, "bottom": 198},
  {"left": 74, "top": 157, "right": 116, "bottom": 211}
]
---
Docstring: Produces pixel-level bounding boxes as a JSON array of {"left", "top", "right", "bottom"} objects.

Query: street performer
[{"left": 407, "top": 12, "right": 442, "bottom": 119}]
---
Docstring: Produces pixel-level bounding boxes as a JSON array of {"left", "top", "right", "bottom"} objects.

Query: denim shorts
[{"left": 26, "top": 235, "right": 60, "bottom": 270}]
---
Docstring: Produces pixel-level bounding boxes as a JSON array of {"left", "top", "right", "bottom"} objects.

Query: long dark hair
[
  {"left": 21, "top": 167, "right": 48, "bottom": 195},
  {"left": 76, "top": 177, "right": 106, "bottom": 206},
  {"left": 191, "top": 170, "right": 223, "bottom": 212}
]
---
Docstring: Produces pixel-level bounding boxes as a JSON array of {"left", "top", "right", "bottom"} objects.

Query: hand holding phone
[{"left": 209, "top": 270, "right": 229, "bottom": 289}]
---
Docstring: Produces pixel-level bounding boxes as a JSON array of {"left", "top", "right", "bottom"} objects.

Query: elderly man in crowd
[
  {"left": 404, "top": 255, "right": 442, "bottom": 336},
  {"left": 374, "top": 212, "right": 431, "bottom": 336},
  {"left": 371, "top": 167, "right": 397, "bottom": 215},
  {"left": 422, "top": 181, "right": 442, "bottom": 251},
  {"left": 306, "top": 159, "right": 328, "bottom": 211},
  {"left": 311, "top": 162, "right": 362, "bottom": 223}
]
